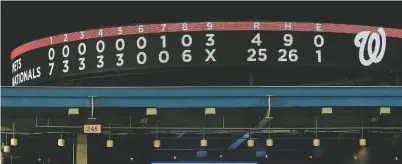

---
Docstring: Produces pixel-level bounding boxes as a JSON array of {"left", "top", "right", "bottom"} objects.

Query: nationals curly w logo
[{"left": 354, "top": 28, "right": 387, "bottom": 66}]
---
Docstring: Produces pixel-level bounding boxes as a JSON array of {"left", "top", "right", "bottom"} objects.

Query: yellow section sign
[{"left": 83, "top": 124, "right": 102, "bottom": 134}]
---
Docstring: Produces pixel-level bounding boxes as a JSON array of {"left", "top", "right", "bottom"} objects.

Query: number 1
[
  {"left": 316, "top": 50, "right": 322, "bottom": 63},
  {"left": 160, "top": 35, "right": 166, "bottom": 48}
]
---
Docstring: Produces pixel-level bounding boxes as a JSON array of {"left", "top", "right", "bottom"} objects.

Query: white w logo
[{"left": 354, "top": 28, "right": 387, "bottom": 66}]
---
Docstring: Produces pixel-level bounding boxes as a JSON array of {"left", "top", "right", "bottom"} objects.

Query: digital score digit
[{"left": 10, "top": 21, "right": 402, "bottom": 86}]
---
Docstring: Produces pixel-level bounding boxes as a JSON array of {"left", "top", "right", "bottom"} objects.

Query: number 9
[
  {"left": 284, "top": 34, "right": 293, "bottom": 46},
  {"left": 207, "top": 22, "right": 213, "bottom": 30}
]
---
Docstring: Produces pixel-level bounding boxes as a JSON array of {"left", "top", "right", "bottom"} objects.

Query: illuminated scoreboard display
[{"left": 10, "top": 21, "right": 402, "bottom": 86}]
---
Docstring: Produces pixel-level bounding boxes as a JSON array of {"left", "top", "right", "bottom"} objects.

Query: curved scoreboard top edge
[{"left": 10, "top": 21, "right": 402, "bottom": 86}]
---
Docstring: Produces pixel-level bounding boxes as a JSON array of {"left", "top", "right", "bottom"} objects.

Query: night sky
[{"left": 2, "top": 1, "right": 402, "bottom": 86}]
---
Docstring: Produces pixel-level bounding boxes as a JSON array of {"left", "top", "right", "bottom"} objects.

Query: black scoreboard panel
[{"left": 10, "top": 22, "right": 402, "bottom": 86}]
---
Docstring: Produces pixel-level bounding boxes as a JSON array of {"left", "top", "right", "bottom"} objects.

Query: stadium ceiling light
[
  {"left": 359, "top": 138, "right": 367, "bottom": 147},
  {"left": 313, "top": 116, "right": 320, "bottom": 147},
  {"left": 321, "top": 107, "right": 332, "bottom": 115},
  {"left": 266, "top": 138, "right": 273, "bottom": 147},
  {"left": 146, "top": 108, "right": 158, "bottom": 116},
  {"left": 154, "top": 122, "right": 161, "bottom": 148},
  {"left": 200, "top": 138, "right": 208, "bottom": 147},
  {"left": 58, "top": 138, "right": 65, "bottom": 147},
  {"left": 359, "top": 121, "right": 366, "bottom": 147},
  {"left": 200, "top": 124, "right": 207, "bottom": 147},
  {"left": 266, "top": 122, "right": 273, "bottom": 147},
  {"left": 247, "top": 138, "right": 255, "bottom": 147},
  {"left": 58, "top": 128, "right": 65, "bottom": 147},
  {"left": 3, "top": 146, "right": 10, "bottom": 153},
  {"left": 205, "top": 108, "right": 216, "bottom": 115},
  {"left": 380, "top": 107, "right": 391, "bottom": 114},
  {"left": 247, "top": 127, "right": 254, "bottom": 147},
  {"left": 106, "top": 122, "right": 114, "bottom": 148},
  {"left": 313, "top": 138, "right": 320, "bottom": 147},
  {"left": 3, "top": 134, "right": 10, "bottom": 153},
  {"left": 153, "top": 139, "right": 161, "bottom": 148},
  {"left": 68, "top": 108, "right": 80, "bottom": 116},
  {"left": 10, "top": 122, "right": 18, "bottom": 146},
  {"left": 106, "top": 137, "right": 114, "bottom": 148}
]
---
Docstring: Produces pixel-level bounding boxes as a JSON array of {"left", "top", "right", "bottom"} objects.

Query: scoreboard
[{"left": 10, "top": 21, "right": 402, "bottom": 86}]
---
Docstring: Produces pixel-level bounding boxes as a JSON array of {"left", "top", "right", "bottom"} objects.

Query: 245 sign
[
  {"left": 354, "top": 28, "right": 387, "bottom": 66},
  {"left": 83, "top": 124, "right": 102, "bottom": 134}
]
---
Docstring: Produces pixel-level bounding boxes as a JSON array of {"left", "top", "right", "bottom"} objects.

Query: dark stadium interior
[
  {"left": 2, "top": 107, "right": 402, "bottom": 164},
  {"left": 2, "top": 1, "right": 402, "bottom": 164}
]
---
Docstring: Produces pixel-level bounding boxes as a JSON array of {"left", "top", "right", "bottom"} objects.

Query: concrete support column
[{"left": 76, "top": 134, "right": 88, "bottom": 164}]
